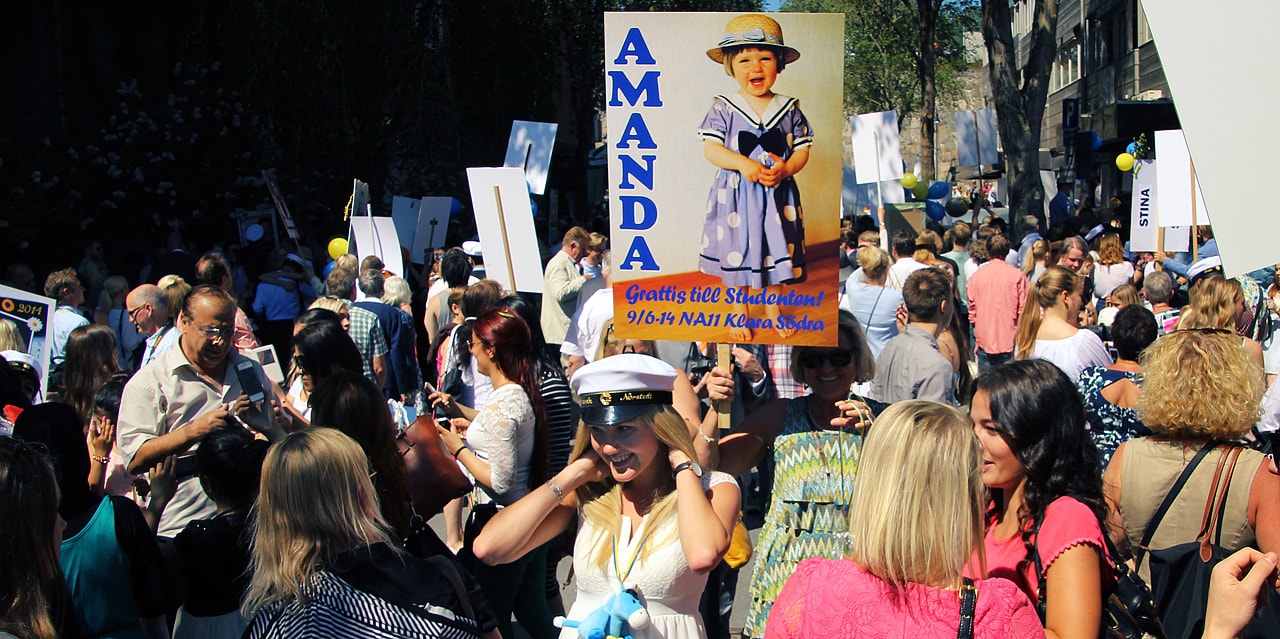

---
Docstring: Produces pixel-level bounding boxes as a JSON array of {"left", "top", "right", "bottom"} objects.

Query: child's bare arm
[{"left": 703, "top": 140, "right": 765, "bottom": 183}]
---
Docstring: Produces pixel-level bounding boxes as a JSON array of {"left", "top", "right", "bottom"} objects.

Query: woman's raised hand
[
  {"left": 568, "top": 450, "right": 609, "bottom": 486},
  {"left": 832, "top": 398, "right": 873, "bottom": 432}
]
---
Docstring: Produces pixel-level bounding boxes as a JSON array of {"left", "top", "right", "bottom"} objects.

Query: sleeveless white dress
[{"left": 560, "top": 471, "right": 737, "bottom": 639}]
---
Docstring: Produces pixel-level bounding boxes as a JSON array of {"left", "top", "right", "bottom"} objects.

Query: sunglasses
[{"left": 800, "top": 349, "right": 854, "bottom": 369}]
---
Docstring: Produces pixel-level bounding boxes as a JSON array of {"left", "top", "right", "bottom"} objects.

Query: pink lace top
[
  {"left": 967, "top": 496, "right": 1112, "bottom": 600},
  {"left": 765, "top": 558, "right": 1045, "bottom": 639}
]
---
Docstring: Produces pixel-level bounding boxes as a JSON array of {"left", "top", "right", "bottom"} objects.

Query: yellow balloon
[
  {"left": 327, "top": 238, "right": 349, "bottom": 260},
  {"left": 900, "top": 173, "right": 918, "bottom": 189},
  {"left": 1115, "top": 153, "right": 1135, "bottom": 172}
]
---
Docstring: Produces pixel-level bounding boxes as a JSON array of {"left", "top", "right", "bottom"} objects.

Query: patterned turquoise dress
[{"left": 742, "top": 398, "right": 861, "bottom": 637}]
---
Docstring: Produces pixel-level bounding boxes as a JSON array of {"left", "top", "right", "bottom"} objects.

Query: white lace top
[{"left": 464, "top": 383, "right": 535, "bottom": 506}]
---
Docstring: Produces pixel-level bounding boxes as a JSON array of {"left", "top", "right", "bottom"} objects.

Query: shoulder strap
[
  {"left": 1137, "top": 441, "right": 1217, "bottom": 559},
  {"left": 957, "top": 578, "right": 977, "bottom": 639},
  {"left": 1208, "top": 446, "right": 1244, "bottom": 548},
  {"left": 422, "top": 555, "right": 476, "bottom": 623}
]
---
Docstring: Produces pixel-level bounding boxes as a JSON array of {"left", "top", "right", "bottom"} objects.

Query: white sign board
[
  {"left": 411, "top": 197, "right": 453, "bottom": 263},
  {"left": 842, "top": 164, "right": 906, "bottom": 218},
  {"left": 246, "top": 344, "right": 285, "bottom": 385},
  {"left": 1130, "top": 160, "right": 1159, "bottom": 252},
  {"left": 1040, "top": 171, "right": 1057, "bottom": 221},
  {"left": 503, "top": 121, "right": 559, "bottom": 196},
  {"left": 849, "top": 111, "right": 904, "bottom": 185},
  {"left": 348, "top": 216, "right": 405, "bottom": 279},
  {"left": 1142, "top": 4, "right": 1272, "bottom": 276},
  {"left": 466, "top": 167, "right": 544, "bottom": 294},
  {"left": 1164, "top": 226, "right": 1191, "bottom": 253},
  {"left": 0, "top": 285, "right": 54, "bottom": 400},
  {"left": 1153, "top": 130, "right": 1212, "bottom": 228},
  {"left": 391, "top": 196, "right": 423, "bottom": 259},
  {"left": 955, "top": 109, "right": 999, "bottom": 167}
]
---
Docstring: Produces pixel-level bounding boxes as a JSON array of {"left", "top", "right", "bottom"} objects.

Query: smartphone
[
  {"left": 423, "top": 380, "right": 438, "bottom": 395},
  {"left": 234, "top": 360, "right": 267, "bottom": 404}
]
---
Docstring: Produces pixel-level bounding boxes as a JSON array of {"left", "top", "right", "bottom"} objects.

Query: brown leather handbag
[{"left": 396, "top": 415, "right": 472, "bottom": 518}]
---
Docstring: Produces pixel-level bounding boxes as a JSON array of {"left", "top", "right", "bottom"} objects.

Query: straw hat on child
[{"left": 706, "top": 13, "right": 801, "bottom": 65}]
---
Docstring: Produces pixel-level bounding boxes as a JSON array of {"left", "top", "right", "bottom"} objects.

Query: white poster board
[
  {"left": 1154, "top": 130, "right": 1213, "bottom": 228},
  {"left": 503, "top": 121, "right": 559, "bottom": 196},
  {"left": 1040, "top": 170, "right": 1057, "bottom": 221},
  {"left": 1165, "top": 226, "right": 1191, "bottom": 253},
  {"left": 411, "top": 197, "right": 453, "bottom": 263},
  {"left": 955, "top": 109, "right": 999, "bottom": 167},
  {"left": 842, "top": 164, "right": 905, "bottom": 218},
  {"left": 245, "top": 345, "right": 285, "bottom": 385},
  {"left": 465, "top": 167, "right": 544, "bottom": 294},
  {"left": 0, "top": 284, "right": 54, "bottom": 400},
  {"left": 849, "top": 111, "right": 904, "bottom": 185},
  {"left": 1142, "top": 4, "right": 1271, "bottom": 275},
  {"left": 348, "top": 217, "right": 405, "bottom": 279},
  {"left": 1130, "top": 160, "right": 1159, "bottom": 252},
  {"left": 391, "top": 196, "right": 423, "bottom": 260}
]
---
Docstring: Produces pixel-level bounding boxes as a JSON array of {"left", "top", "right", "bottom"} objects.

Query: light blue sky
[{"left": 763, "top": 0, "right": 782, "bottom": 9}]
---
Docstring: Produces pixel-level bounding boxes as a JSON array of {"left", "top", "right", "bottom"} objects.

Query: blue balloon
[
  {"left": 927, "top": 181, "right": 950, "bottom": 200},
  {"left": 323, "top": 260, "right": 337, "bottom": 278},
  {"left": 925, "top": 200, "right": 946, "bottom": 221},
  {"left": 1089, "top": 131, "right": 1103, "bottom": 151},
  {"left": 1126, "top": 142, "right": 1138, "bottom": 155}
]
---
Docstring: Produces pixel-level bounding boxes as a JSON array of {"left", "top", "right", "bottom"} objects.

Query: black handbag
[
  {"left": 1033, "top": 520, "right": 1166, "bottom": 638},
  {"left": 1137, "top": 443, "right": 1280, "bottom": 639}
]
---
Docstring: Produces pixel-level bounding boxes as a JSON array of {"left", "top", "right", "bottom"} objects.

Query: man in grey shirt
[{"left": 871, "top": 268, "right": 957, "bottom": 405}]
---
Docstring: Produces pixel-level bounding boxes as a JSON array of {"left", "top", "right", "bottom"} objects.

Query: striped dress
[{"left": 743, "top": 398, "right": 861, "bottom": 638}]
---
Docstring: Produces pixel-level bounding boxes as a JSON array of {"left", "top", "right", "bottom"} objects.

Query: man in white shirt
[
  {"left": 126, "top": 284, "right": 180, "bottom": 368},
  {"left": 885, "top": 228, "right": 928, "bottom": 291}
]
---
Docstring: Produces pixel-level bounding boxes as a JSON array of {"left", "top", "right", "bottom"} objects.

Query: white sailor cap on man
[{"left": 570, "top": 354, "right": 676, "bottom": 426}]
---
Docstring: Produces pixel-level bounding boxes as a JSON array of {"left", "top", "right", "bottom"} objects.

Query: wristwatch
[{"left": 672, "top": 460, "right": 704, "bottom": 478}]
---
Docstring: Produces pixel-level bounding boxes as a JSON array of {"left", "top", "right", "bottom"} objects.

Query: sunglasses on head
[{"left": 800, "top": 349, "right": 854, "bottom": 369}]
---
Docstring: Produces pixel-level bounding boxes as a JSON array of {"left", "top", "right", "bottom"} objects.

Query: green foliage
[{"left": 781, "top": 0, "right": 979, "bottom": 120}]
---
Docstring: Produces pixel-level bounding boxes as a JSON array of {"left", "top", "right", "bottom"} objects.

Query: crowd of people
[{"left": 2, "top": 200, "right": 1280, "bottom": 639}]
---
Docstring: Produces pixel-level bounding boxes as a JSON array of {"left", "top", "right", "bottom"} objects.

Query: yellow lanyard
[{"left": 611, "top": 523, "right": 652, "bottom": 583}]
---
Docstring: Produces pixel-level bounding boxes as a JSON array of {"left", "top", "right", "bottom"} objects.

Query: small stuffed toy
[{"left": 554, "top": 581, "right": 651, "bottom": 639}]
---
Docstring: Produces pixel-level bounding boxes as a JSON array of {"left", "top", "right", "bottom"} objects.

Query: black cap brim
[{"left": 581, "top": 404, "right": 654, "bottom": 426}]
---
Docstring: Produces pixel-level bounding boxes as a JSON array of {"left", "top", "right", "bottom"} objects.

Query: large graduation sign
[{"left": 605, "top": 12, "right": 844, "bottom": 346}]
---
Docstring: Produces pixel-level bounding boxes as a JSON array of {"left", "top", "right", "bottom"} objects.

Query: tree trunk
[
  {"left": 917, "top": 0, "right": 940, "bottom": 181},
  {"left": 981, "top": 0, "right": 1059, "bottom": 235}
]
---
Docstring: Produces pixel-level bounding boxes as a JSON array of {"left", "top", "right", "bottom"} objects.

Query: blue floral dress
[
  {"left": 697, "top": 93, "right": 811, "bottom": 289},
  {"left": 1076, "top": 366, "right": 1150, "bottom": 469}
]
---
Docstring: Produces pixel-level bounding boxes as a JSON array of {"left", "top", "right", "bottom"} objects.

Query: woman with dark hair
[
  {"left": 60, "top": 324, "right": 122, "bottom": 425},
  {"left": 284, "top": 317, "right": 362, "bottom": 426},
  {"left": 0, "top": 437, "right": 74, "bottom": 639},
  {"left": 967, "top": 359, "right": 1113, "bottom": 639},
  {"left": 433, "top": 308, "right": 555, "bottom": 639},
  {"left": 13, "top": 402, "right": 172, "bottom": 639},
  {"left": 309, "top": 371, "right": 415, "bottom": 539},
  {"left": 1077, "top": 305, "right": 1158, "bottom": 467}
]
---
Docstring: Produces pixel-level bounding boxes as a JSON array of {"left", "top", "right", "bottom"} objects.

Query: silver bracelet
[
  {"left": 699, "top": 429, "right": 718, "bottom": 444},
  {"left": 547, "top": 480, "right": 565, "bottom": 504}
]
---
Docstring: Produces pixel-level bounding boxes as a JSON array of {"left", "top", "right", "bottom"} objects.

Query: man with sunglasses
[
  {"left": 118, "top": 285, "right": 282, "bottom": 538},
  {"left": 125, "top": 283, "right": 180, "bottom": 368}
]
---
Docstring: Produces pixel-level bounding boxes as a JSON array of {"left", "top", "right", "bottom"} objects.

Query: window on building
[
  {"left": 1052, "top": 39, "right": 1081, "bottom": 92},
  {"left": 1135, "top": 0, "right": 1153, "bottom": 46}
]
